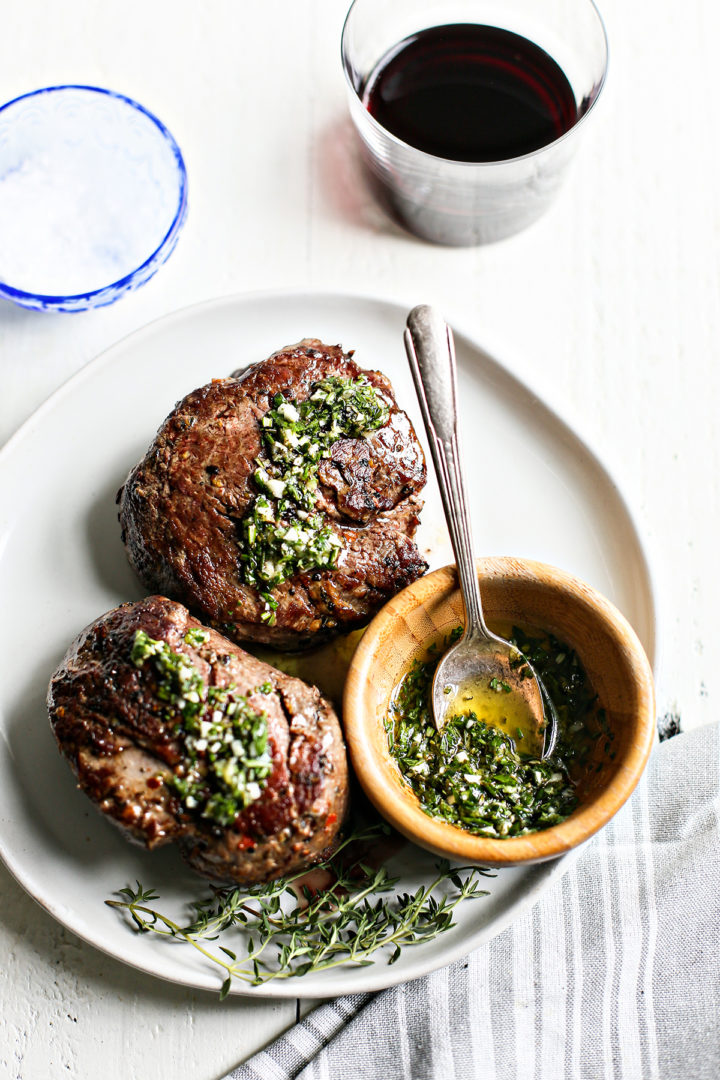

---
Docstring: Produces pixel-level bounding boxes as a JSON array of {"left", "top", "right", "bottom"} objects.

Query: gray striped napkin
[{"left": 228, "top": 723, "right": 720, "bottom": 1080}]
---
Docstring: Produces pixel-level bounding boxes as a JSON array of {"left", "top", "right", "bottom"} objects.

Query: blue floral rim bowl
[{"left": 0, "top": 85, "right": 188, "bottom": 312}]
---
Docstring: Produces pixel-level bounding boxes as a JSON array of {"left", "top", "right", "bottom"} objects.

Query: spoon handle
[{"left": 404, "top": 304, "right": 491, "bottom": 641}]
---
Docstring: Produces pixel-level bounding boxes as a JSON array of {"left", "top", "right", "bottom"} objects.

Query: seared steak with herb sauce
[
  {"left": 47, "top": 596, "right": 348, "bottom": 884},
  {"left": 117, "top": 339, "right": 427, "bottom": 649}
]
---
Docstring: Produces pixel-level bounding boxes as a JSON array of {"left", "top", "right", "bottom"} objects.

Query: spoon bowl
[{"left": 432, "top": 634, "right": 547, "bottom": 758}]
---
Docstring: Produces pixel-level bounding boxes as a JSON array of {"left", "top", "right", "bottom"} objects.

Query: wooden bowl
[{"left": 343, "top": 557, "right": 655, "bottom": 866}]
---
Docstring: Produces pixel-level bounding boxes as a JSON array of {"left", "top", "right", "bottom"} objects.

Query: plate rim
[{"left": 0, "top": 288, "right": 659, "bottom": 997}]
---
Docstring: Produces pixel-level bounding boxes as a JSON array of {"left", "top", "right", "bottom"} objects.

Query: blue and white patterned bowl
[{"left": 0, "top": 85, "right": 187, "bottom": 311}]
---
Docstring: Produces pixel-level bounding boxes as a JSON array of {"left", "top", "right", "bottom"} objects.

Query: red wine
[{"left": 363, "top": 24, "right": 578, "bottom": 162}]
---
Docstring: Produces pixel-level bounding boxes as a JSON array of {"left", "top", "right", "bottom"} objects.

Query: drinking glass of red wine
[{"left": 341, "top": 0, "right": 608, "bottom": 245}]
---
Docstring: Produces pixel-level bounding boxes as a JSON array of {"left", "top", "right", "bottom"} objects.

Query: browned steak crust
[
  {"left": 47, "top": 596, "right": 349, "bottom": 885},
  {"left": 117, "top": 339, "right": 427, "bottom": 648}
]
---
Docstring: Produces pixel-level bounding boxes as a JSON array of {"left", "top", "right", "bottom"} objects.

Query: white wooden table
[{"left": 1, "top": 1, "right": 718, "bottom": 1076}]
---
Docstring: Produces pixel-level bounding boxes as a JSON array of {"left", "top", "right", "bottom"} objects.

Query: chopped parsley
[
  {"left": 131, "top": 630, "right": 273, "bottom": 825},
  {"left": 238, "top": 375, "right": 390, "bottom": 622},
  {"left": 386, "top": 627, "right": 603, "bottom": 838}
]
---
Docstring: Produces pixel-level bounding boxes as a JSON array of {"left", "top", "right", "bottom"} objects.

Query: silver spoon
[{"left": 404, "top": 305, "right": 557, "bottom": 759}]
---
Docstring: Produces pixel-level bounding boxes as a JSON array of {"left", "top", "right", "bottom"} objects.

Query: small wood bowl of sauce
[{"left": 343, "top": 557, "right": 655, "bottom": 866}]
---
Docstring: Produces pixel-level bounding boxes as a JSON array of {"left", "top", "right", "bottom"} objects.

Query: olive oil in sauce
[{"left": 444, "top": 673, "right": 544, "bottom": 759}]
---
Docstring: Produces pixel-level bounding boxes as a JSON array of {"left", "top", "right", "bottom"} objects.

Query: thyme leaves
[{"left": 107, "top": 824, "right": 491, "bottom": 996}]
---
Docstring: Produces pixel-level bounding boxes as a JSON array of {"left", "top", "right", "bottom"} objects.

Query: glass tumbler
[{"left": 341, "top": 0, "right": 608, "bottom": 246}]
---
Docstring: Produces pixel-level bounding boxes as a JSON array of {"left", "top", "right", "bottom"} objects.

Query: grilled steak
[
  {"left": 118, "top": 339, "right": 427, "bottom": 649},
  {"left": 47, "top": 596, "right": 348, "bottom": 885}
]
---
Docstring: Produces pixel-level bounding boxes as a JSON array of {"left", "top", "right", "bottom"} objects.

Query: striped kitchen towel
[{"left": 227, "top": 722, "right": 720, "bottom": 1080}]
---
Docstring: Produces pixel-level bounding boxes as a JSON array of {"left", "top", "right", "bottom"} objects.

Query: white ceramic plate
[{"left": 0, "top": 291, "right": 656, "bottom": 998}]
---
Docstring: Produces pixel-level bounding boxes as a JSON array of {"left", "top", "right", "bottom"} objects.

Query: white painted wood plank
[{"left": 0, "top": 862, "right": 296, "bottom": 1079}]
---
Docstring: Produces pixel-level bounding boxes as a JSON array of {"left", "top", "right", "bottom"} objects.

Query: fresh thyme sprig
[{"left": 106, "top": 824, "right": 491, "bottom": 998}]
